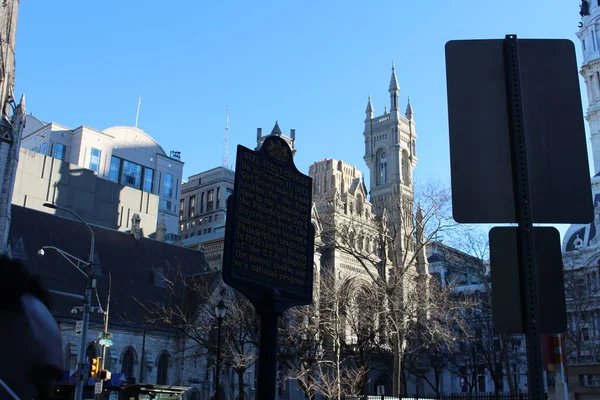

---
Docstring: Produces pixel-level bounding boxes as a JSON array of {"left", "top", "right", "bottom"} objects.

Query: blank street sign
[{"left": 446, "top": 39, "right": 592, "bottom": 224}]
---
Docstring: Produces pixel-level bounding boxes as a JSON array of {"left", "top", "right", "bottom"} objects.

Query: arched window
[
  {"left": 356, "top": 194, "right": 364, "bottom": 216},
  {"left": 189, "top": 389, "right": 201, "bottom": 400},
  {"left": 378, "top": 151, "right": 387, "bottom": 185},
  {"left": 121, "top": 347, "right": 136, "bottom": 379},
  {"left": 156, "top": 351, "right": 170, "bottom": 385}
]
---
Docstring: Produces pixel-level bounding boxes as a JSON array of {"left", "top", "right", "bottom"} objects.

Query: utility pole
[{"left": 43, "top": 203, "right": 95, "bottom": 400}]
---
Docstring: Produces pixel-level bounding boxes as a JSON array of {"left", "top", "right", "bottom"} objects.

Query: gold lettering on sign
[{"left": 234, "top": 149, "right": 311, "bottom": 291}]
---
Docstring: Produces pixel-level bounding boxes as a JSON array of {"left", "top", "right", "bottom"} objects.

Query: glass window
[
  {"left": 143, "top": 167, "right": 154, "bottom": 192},
  {"left": 189, "top": 196, "right": 196, "bottom": 218},
  {"left": 179, "top": 199, "right": 185, "bottom": 221},
  {"left": 52, "top": 143, "right": 66, "bottom": 160},
  {"left": 40, "top": 142, "right": 47, "bottom": 155},
  {"left": 200, "top": 192, "right": 205, "bottom": 214},
  {"left": 121, "top": 160, "right": 142, "bottom": 189},
  {"left": 163, "top": 173, "right": 174, "bottom": 197},
  {"left": 216, "top": 187, "right": 221, "bottom": 209},
  {"left": 207, "top": 189, "right": 214, "bottom": 212},
  {"left": 226, "top": 188, "right": 233, "bottom": 200},
  {"left": 108, "top": 156, "right": 121, "bottom": 182},
  {"left": 161, "top": 199, "right": 172, "bottom": 211},
  {"left": 89, "top": 148, "right": 101, "bottom": 173}
]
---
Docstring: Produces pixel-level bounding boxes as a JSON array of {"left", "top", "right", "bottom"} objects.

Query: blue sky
[{"left": 15, "top": 1, "right": 588, "bottom": 211}]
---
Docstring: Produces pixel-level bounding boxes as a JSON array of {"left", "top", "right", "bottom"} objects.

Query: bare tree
[
  {"left": 135, "top": 268, "right": 259, "bottom": 400},
  {"left": 280, "top": 269, "right": 375, "bottom": 400},
  {"left": 563, "top": 250, "right": 600, "bottom": 364},
  {"left": 313, "top": 180, "right": 460, "bottom": 397},
  {"left": 403, "top": 279, "right": 473, "bottom": 398},
  {"left": 446, "top": 229, "right": 527, "bottom": 397}
]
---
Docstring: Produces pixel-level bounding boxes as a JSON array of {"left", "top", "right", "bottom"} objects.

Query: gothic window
[
  {"left": 377, "top": 151, "right": 387, "bottom": 185},
  {"left": 356, "top": 194, "right": 364, "bottom": 216},
  {"left": 402, "top": 150, "right": 411, "bottom": 185},
  {"left": 156, "top": 351, "right": 170, "bottom": 385},
  {"left": 121, "top": 347, "right": 136, "bottom": 379},
  {"left": 412, "top": 140, "right": 416, "bottom": 156},
  {"left": 189, "top": 389, "right": 201, "bottom": 400}
]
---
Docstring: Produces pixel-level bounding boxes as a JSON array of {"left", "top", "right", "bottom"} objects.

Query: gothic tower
[{"left": 363, "top": 65, "right": 417, "bottom": 216}]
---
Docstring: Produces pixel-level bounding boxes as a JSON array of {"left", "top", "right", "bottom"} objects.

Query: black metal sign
[
  {"left": 223, "top": 135, "right": 314, "bottom": 313},
  {"left": 446, "top": 38, "right": 593, "bottom": 223}
]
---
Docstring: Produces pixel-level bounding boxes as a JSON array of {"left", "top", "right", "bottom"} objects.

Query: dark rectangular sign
[
  {"left": 489, "top": 226, "right": 567, "bottom": 334},
  {"left": 223, "top": 135, "right": 314, "bottom": 311},
  {"left": 446, "top": 39, "right": 593, "bottom": 223}
]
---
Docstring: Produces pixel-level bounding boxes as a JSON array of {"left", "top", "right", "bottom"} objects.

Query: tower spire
[
  {"left": 389, "top": 62, "right": 400, "bottom": 111},
  {"left": 405, "top": 96, "right": 414, "bottom": 120},
  {"left": 365, "top": 96, "right": 374, "bottom": 120}
]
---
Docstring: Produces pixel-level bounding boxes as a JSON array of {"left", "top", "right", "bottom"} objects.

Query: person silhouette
[{"left": 0, "top": 256, "right": 62, "bottom": 399}]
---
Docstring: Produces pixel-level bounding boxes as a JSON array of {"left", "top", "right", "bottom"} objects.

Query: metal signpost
[
  {"left": 446, "top": 35, "right": 594, "bottom": 400},
  {"left": 223, "top": 134, "right": 314, "bottom": 400}
]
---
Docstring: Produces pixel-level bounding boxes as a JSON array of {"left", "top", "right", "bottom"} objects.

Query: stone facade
[
  {"left": 20, "top": 116, "right": 183, "bottom": 237},
  {"left": 557, "top": 3, "right": 600, "bottom": 398}
]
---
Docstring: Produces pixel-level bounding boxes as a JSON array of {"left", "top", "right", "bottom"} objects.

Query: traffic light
[
  {"left": 99, "top": 370, "right": 111, "bottom": 381},
  {"left": 90, "top": 357, "right": 100, "bottom": 378}
]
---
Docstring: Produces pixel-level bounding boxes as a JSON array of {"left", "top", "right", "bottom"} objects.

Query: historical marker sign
[{"left": 223, "top": 135, "right": 314, "bottom": 313}]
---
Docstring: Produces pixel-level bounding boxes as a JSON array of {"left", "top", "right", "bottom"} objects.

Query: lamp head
[
  {"left": 215, "top": 300, "right": 227, "bottom": 319},
  {"left": 37, "top": 249, "right": 44, "bottom": 257}
]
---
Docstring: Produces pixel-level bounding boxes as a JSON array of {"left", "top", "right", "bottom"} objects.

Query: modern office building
[
  {"left": 20, "top": 115, "right": 183, "bottom": 237},
  {"left": 179, "top": 166, "right": 234, "bottom": 269}
]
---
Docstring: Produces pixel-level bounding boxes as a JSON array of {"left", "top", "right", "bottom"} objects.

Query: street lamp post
[
  {"left": 214, "top": 300, "right": 227, "bottom": 400},
  {"left": 43, "top": 203, "right": 95, "bottom": 400}
]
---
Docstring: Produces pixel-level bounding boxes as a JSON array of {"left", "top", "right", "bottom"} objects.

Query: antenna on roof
[
  {"left": 135, "top": 95, "right": 141, "bottom": 128},
  {"left": 223, "top": 102, "right": 229, "bottom": 168}
]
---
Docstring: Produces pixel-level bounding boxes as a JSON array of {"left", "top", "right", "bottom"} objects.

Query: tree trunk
[
  {"left": 237, "top": 369, "right": 245, "bottom": 400},
  {"left": 503, "top": 345, "right": 515, "bottom": 395},
  {"left": 393, "top": 337, "right": 405, "bottom": 397}
]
